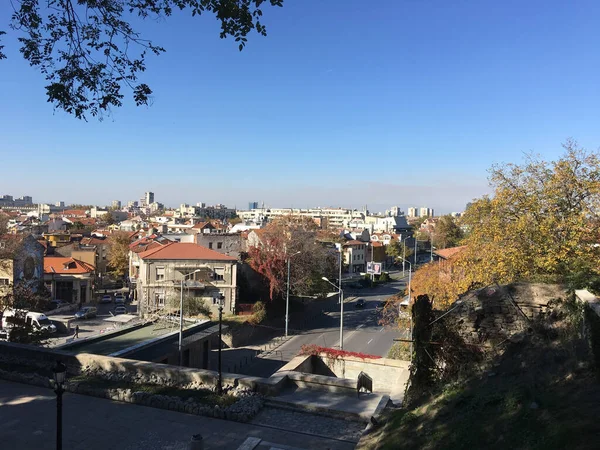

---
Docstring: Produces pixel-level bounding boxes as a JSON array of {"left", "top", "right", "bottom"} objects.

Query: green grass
[{"left": 69, "top": 375, "right": 237, "bottom": 407}]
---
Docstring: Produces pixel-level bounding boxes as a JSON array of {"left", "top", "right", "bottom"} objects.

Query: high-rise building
[
  {"left": 144, "top": 192, "right": 154, "bottom": 206},
  {"left": 389, "top": 206, "right": 402, "bottom": 217},
  {"left": 419, "top": 207, "right": 434, "bottom": 218},
  {"left": 112, "top": 200, "right": 122, "bottom": 209},
  {"left": 407, "top": 207, "right": 418, "bottom": 218},
  {"left": 127, "top": 200, "right": 138, "bottom": 208},
  {"left": 248, "top": 201, "right": 259, "bottom": 210},
  {"left": 55, "top": 201, "right": 65, "bottom": 208}
]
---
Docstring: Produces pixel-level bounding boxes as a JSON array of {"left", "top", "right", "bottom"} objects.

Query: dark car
[
  {"left": 376, "top": 301, "right": 387, "bottom": 311},
  {"left": 74, "top": 306, "right": 97, "bottom": 320},
  {"left": 355, "top": 298, "right": 366, "bottom": 308}
]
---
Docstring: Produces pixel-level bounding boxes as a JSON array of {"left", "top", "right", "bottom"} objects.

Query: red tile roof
[
  {"left": 434, "top": 245, "right": 467, "bottom": 260},
  {"left": 44, "top": 257, "right": 95, "bottom": 274},
  {"left": 139, "top": 243, "right": 236, "bottom": 261}
]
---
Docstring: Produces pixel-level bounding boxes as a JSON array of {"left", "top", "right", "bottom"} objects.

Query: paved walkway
[{"left": 0, "top": 381, "right": 356, "bottom": 450}]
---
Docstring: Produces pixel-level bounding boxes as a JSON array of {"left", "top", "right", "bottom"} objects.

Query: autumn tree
[
  {"left": 2, "top": 0, "right": 283, "bottom": 119},
  {"left": 107, "top": 232, "right": 131, "bottom": 278},
  {"left": 432, "top": 215, "right": 463, "bottom": 250},
  {"left": 386, "top": 239, "right": 413, "bottom": 264},
  {"left": 405, "top": 140, "right": 600, "bottom": 312},
  {"left": 0, "top": 213, "right": 8, "bottom": 234},
  {"left": 101, "top": 212, "right": 115, "bottom": 225},
  {"left": 460, "top": 140, "right": 600, "bottom": 287},
  {"left": 247, "top": 216, "right": 337, "bottom": 301}
]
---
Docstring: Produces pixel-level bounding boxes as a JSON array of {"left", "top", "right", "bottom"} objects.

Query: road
[{"left": 241, "top": 276, "right": 409, "bottom": 377}]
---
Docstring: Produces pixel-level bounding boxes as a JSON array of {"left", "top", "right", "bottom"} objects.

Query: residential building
[
  {"left": 133, "top": 243, "right": 238, "bottom": 317},
  {"left": 342, "top": 240, "right": 367, "bottom": 274},
  {"left": 112, "top": 200, "right": 122, "bottom": 209},
  {"left": 407, "top": 207, "right": 418, "bottom": 218},
  {"left": 145, "top": 192, "right": 155, "bottom": 206},
  {"left": 55, "top": 201, "right": 65, "bottom": 208},
  {"left": 238, "top": 207, "right": 365, "bottom": 229},
  {"left": 248, "top": 202, "right": 259, "bottom": 210},
  {"left": 196, "top": 233, "right": 242, "bottom": 259},
  {"left": 419, "top": 207, "right": 434, "bottom": 218},
  {"left": 0, "top": 234, "right": 45, "bottom": 297},
  {"left": 43, "top": 257, "right": 95, "bottom": 305},
  {"left": 42, "top": 231, "right": 71, "bottom": 248}
]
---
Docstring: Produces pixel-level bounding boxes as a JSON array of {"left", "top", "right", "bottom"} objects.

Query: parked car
[
  {"left": 100, "top": 294, "right": 112, "bottom": 304},
  {"left": 114, "top": 294, "right": 125, "bottom": 305},
  {"left": 74, "top": 306, "right": 97, "bottom": 320},
  {"left": 355, "top": 298, "right": 366, "bottom": 308},
  {"left": 114, "top": 306, "right": 127, "bottom": 315},
  {"left": 376, "top": 301, "right": 387, "bottom": 311}
]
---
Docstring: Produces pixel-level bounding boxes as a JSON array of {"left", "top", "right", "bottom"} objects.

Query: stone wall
[{"left": 444, "top": 283, "right": 566, "bottom": 345}]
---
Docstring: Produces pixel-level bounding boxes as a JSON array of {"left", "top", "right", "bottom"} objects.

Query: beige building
[
  {"left": 43, "top": 257, "right": 95, "bottom": 305},
  {"left": 134, "top": 243, "right": 238, "bottom": 317}
]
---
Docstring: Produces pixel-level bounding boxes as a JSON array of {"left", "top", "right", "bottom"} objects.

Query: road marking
[
  {"left": 357, "top": 324, "right": 364, "bottom": 329},
  {"left": 380, "top": 327, "right": 384, "bottom": 332},
  {"left": 367, "top": 339, "right": 373, "bottom": 344}
]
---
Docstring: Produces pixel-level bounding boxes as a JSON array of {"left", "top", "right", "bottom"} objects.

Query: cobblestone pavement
[
  {"left": 0, "top": 381, "right": 356, "bottom": 450},
  {"left": 251, "top": 407, "right": 366, "bottom": 443}
]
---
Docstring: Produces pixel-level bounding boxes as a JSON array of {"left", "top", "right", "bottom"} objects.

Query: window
[
  {"left": 0, "top": 242, "right": 5, "bottom": 249},
  {"left": 156, "top": 291, "right": 165, "bottom": 307},
  {"left": 217, "top": 242, "right": 223, "bottom": 249},
  {"left": 156, "top": 266, "right": 165, "bottom": 281},
  {"left": 214, "top": 268, "right": 224, "bottom": 281},
  {"left": 208, "top": 242, "right": 213, "bottom": 249},
  {"left": 0, "top": 278, "right": 9, "bottom": 286}
]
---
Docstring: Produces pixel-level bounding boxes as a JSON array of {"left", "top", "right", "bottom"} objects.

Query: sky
[{"left": 1, "top": 0, "right": 600, "bottom": 214}]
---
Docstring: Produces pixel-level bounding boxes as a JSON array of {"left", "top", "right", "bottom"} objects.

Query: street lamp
[
  {"left": 216, "top": 293, "right": 225, "bottom": 395},
  {"left": 285, "top": 251, "right": 301, "bottom": 337},
  {"left": 322, "top": 276, "right": 344, "bottom": 350},
  {"left": 399, "top": 235, "right": 410, "bottom": 277},
  {"left": 52, "top": 360, "right": 67, "bottom": 450},
  {"left": 178, "top": 269, "right": 201, "bottom": 367}
]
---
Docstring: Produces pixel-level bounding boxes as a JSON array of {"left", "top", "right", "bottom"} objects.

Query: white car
[
  {"left": 114, "top": 306, "right": 127, "bottom": 315},
  {"left": 114, "top": 294, "right": 125, "bottom": 305},
  {"left": 100, "top": 295, "right": 112, "bottom": 304}
]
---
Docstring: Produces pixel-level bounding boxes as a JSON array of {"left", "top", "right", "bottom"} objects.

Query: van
[{"left": 2, "top": 310, "right": 57, "bottom": 334}]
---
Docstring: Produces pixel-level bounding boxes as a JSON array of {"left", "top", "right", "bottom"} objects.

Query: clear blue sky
[{"left": 1, "top": 0, "right": 600, "bottom": 213}]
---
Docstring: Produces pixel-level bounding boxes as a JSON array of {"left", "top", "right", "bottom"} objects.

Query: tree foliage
[
  {"left": 107, "top": 231, "right": 131, "bottom": 277},
  {"left": 101, "top": 212, "right": 115, "bottom": 225},
  {"left": 0, "top": 213, "right": 9, "bottom": 234},
  {"left": 406, "top": 140, "right": 600, "bottom": 312},
  {"left": 247, "top": 216, "right": 338, "bottom": 301},
  {"left": 432, "top": 215, "right": 464, "bottom": 250},
  {"left": 164, "top": 291, "right": 212, "bottom": 318},
  {"left": 386, "top": 239, "right": 413, "bottom": 263},
  {"left": 0, "top": 283, "right": 51, "bottom": 343},
  {"left": 3, "top": 0, "right": 283, "bottom": 119}
]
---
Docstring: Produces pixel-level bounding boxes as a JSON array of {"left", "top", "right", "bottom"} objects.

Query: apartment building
[{"left": 237, "top": 207, "right": 365, "bottom": 229}]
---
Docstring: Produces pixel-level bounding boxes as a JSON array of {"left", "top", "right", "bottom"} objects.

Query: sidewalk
[{"left": 0, "top": 380, "right": 355, "bottom": 450}]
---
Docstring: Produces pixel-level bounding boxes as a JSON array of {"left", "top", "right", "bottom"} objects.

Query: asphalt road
[{"left": 242, "top": 276, "right": 410, "bottom": 377}]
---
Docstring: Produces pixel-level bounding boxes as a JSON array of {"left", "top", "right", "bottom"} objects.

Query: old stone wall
[{"left": 444, "top": 283, "right": 566, "bottom": 345}]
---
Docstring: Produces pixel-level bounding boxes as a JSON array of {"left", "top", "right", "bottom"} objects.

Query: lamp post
[
  {"left": 52, "top": 360, "right": 67, "bottom": 450},
  {"left": 322, "top": 276, "right": 344, "bottom": 350},
  {"left": 400, "top": 235, "right": 410, "bottom": 277},
  {"left": 217, "top": 293, "right": 225, "bottom": 395},
  {"left": 285, "top": 251, "right": 301, "bottom": 337},
  {"left": 401, "top": 259, "right": 413, "bottom": 359},
  {"left": 178, "top": 269, "right": 201, "bottom": 367}
]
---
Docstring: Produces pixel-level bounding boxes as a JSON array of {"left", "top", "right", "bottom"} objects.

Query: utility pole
[{"left": 217, "top": 297, "right": 223, "bottom": 395}]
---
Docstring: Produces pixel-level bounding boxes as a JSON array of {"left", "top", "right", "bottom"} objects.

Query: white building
[
  {"left": 237, "top": 207, "right": 365, "bottom": 229},
  {"left": 407, "top": 207, "right": 418, "bottom": 218},
  {"left": 419, "top": 207, "right": 434, "bottom": 218}
]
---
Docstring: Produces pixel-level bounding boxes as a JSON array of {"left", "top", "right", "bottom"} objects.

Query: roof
[
  {"left": 44, "top": 257, "right": 95, "bottom": 274},
  {"left": 434, "top": 245, "right": 467, "bottom": 260},
  {"left": 192, "top": 221, "right": 214, "bottom": 230},
  {"left": 343, "top": 240, "right": 365, "bottom": 246},
  {"left": 139, "top": 242, "right": 237, "bottom": 261}
]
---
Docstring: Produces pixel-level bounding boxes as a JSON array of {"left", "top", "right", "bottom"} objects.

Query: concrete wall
[
  {"left": 196, "top": 234, "right": 242, "bottom": 259},
  {"left": 319, "top": 355, "right": 410, "bottom": 393}
]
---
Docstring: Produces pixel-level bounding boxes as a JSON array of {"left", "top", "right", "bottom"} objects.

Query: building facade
[{"left": 133, "top": 243, "right": 238, "bottom": 317}]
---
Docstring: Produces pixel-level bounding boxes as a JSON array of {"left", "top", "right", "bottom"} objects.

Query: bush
[
  {"left": 379, "top": 272, "right": 391, "bottom": 282},
  {"left": 248, "top": 301, "right": 266, "bottom": 325}
]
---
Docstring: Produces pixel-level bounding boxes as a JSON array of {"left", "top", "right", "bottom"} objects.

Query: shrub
[{"left": 248, "top": 301, "right": 266, "bottom": 325}]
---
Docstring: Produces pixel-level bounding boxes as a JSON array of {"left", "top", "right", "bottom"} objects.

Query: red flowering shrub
[{"left": 299, "top": 344, "right": 381, "bottom": 360}]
